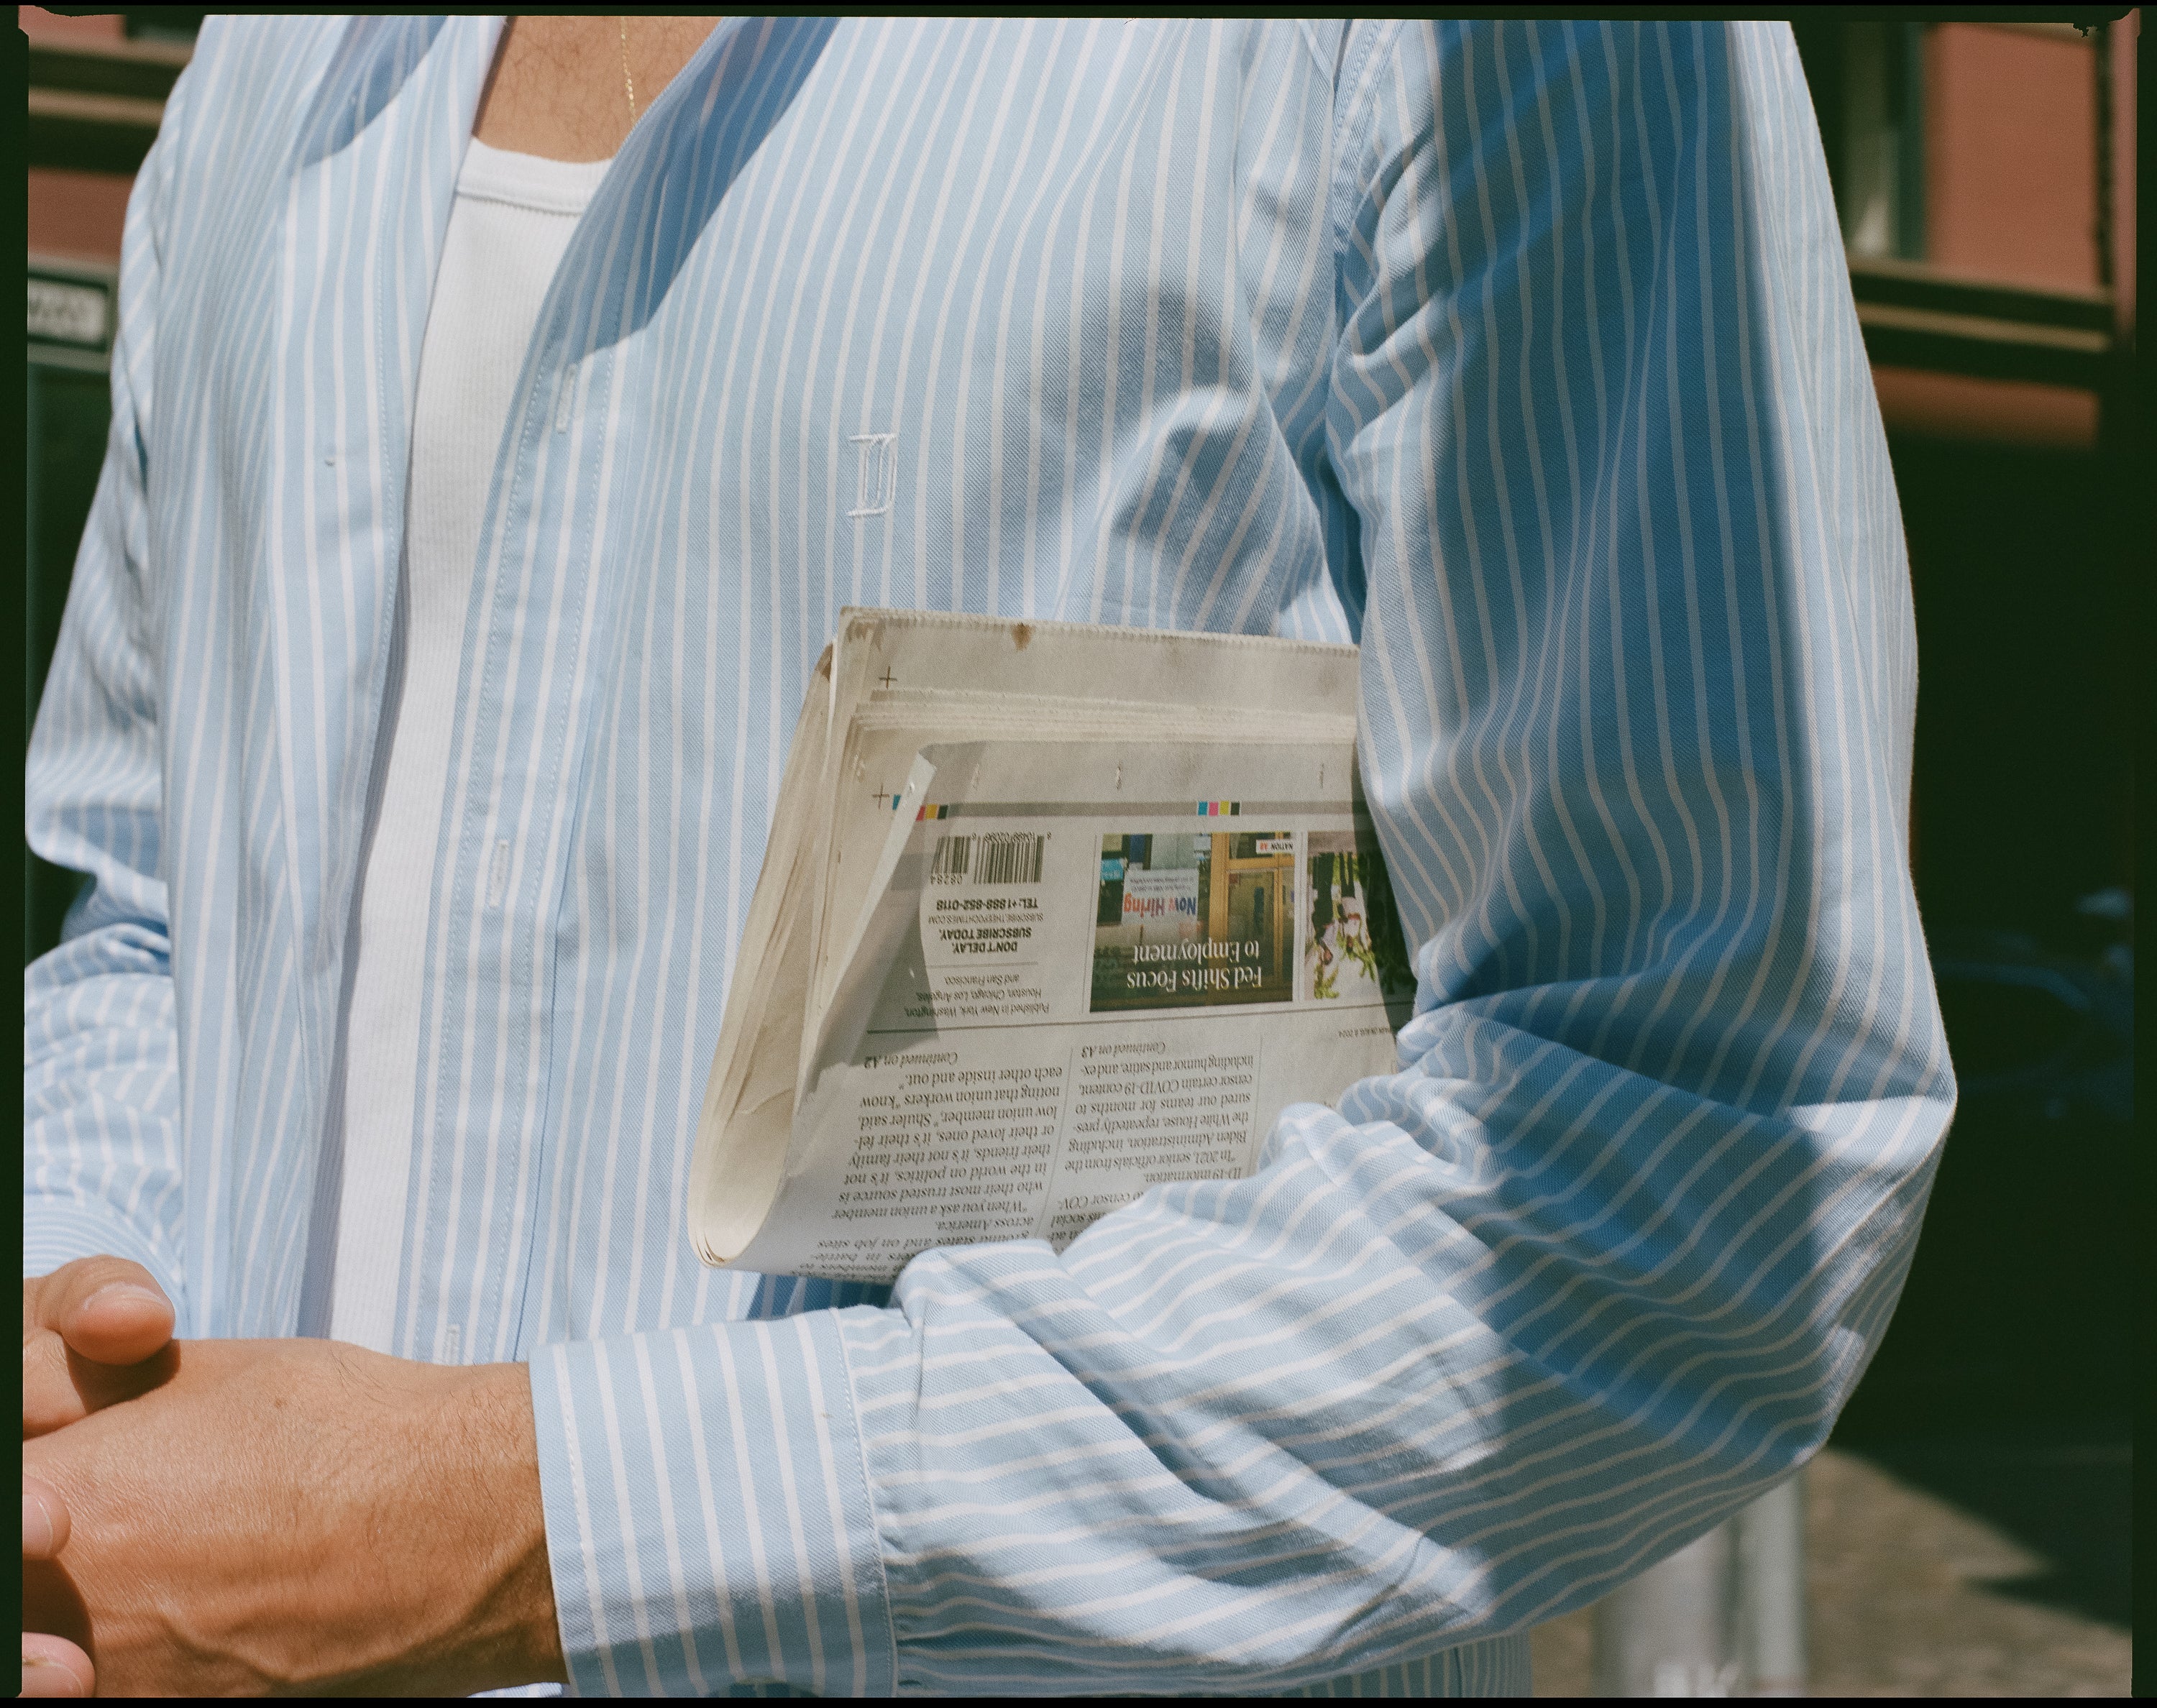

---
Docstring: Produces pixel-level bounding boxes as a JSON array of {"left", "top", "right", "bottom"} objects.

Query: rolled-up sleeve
[{"left": 529, "top": 20, "right": 1952, "bottom": 1694}]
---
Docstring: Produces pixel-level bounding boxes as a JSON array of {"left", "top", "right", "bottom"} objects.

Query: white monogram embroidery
[{"left": 846, "top": 431, "right": 897, "bottom": 519}]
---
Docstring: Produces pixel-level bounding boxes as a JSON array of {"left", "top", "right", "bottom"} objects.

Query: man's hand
[
  {"left": 24, "top": 1257, "right": 177, "bottom": 1438},
  {"left": 23, "top": 1259, "right": 179, "bottom": 1696},
  {"left": 22, "top": 1474, "right": 93, "bottom": 1699},
  {"left": 22, "top": 1337, "right": 565, "bottom": 1696}
]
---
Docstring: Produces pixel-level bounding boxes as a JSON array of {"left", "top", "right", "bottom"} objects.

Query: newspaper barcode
[
  {"left": 977, "top": 833, "right": 1045, "bottom": 886},
  {"left": 930, "top": 835, "right": 971, "bottom": 884},
  {"left": 929, "top": 832, "right": 1046, "bottom": 885}
]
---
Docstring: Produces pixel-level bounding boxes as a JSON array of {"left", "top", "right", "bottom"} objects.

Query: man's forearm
[
  {"left": 419, "top": 1360, "right": 567, "bottom": 1695},
  {"left": 22, "top": 1339, "right": 564, "bottom": 1696}
]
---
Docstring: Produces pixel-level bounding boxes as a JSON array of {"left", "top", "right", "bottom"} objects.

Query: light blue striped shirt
[{"left": 24, "top": 17, "right": 1952, "bottom": 1696}]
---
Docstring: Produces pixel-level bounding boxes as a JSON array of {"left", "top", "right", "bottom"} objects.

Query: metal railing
[{"left": 1592, "top": 1477, "right": 1808, "bottom": 1698}]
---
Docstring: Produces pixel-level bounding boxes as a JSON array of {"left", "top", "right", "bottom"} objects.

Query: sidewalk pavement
[{"left": 1529, "top": 1432, "right": 2130, "bottom": 1697}]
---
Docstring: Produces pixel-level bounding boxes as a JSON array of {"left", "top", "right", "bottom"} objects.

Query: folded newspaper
[{"left": 687, "top": 608, "right": 1417, "bottom": 1281}]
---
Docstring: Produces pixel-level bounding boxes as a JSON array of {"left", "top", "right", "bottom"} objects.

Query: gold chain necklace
[{"left": 618, "top": 17, "right": 638, "bottom": 130}]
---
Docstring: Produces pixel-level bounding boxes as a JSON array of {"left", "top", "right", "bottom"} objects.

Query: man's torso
[{"left": 136, "top": 15, "right": 1368, "bottom": 1354}]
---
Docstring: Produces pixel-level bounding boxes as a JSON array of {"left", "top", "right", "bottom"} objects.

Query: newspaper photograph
[
  {"left": 1091, "top": 829, "right": 1298, "bottom": 1011},
  {"left": 1304, "top": 831, "right": 1417, "bottom": 1008}
]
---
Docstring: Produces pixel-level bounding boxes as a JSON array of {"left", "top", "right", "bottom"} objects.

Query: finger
[
  {"left": 37, "top": 1257, "right": 174, "bottom": 1367},
  {"left": 23, "top": 1328, "right": 84, "bottom": 1437},
  {"left": 19, "top": 1635, "right": 93, "bottom": 1700},
  {"left": 22, "top": 1474, "right": 70, "bottom": 1559},
  {"left": 24, "top": 1328, "right": 183, "bottom": 1438}
]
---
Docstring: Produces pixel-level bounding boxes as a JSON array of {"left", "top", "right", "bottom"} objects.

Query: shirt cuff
[
  {"left": 22, "top": 1195, "right": 186, "bottom": 1319},
  {"left": 528, "top": 1306, "right": 899, "bottom": 1698}
]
